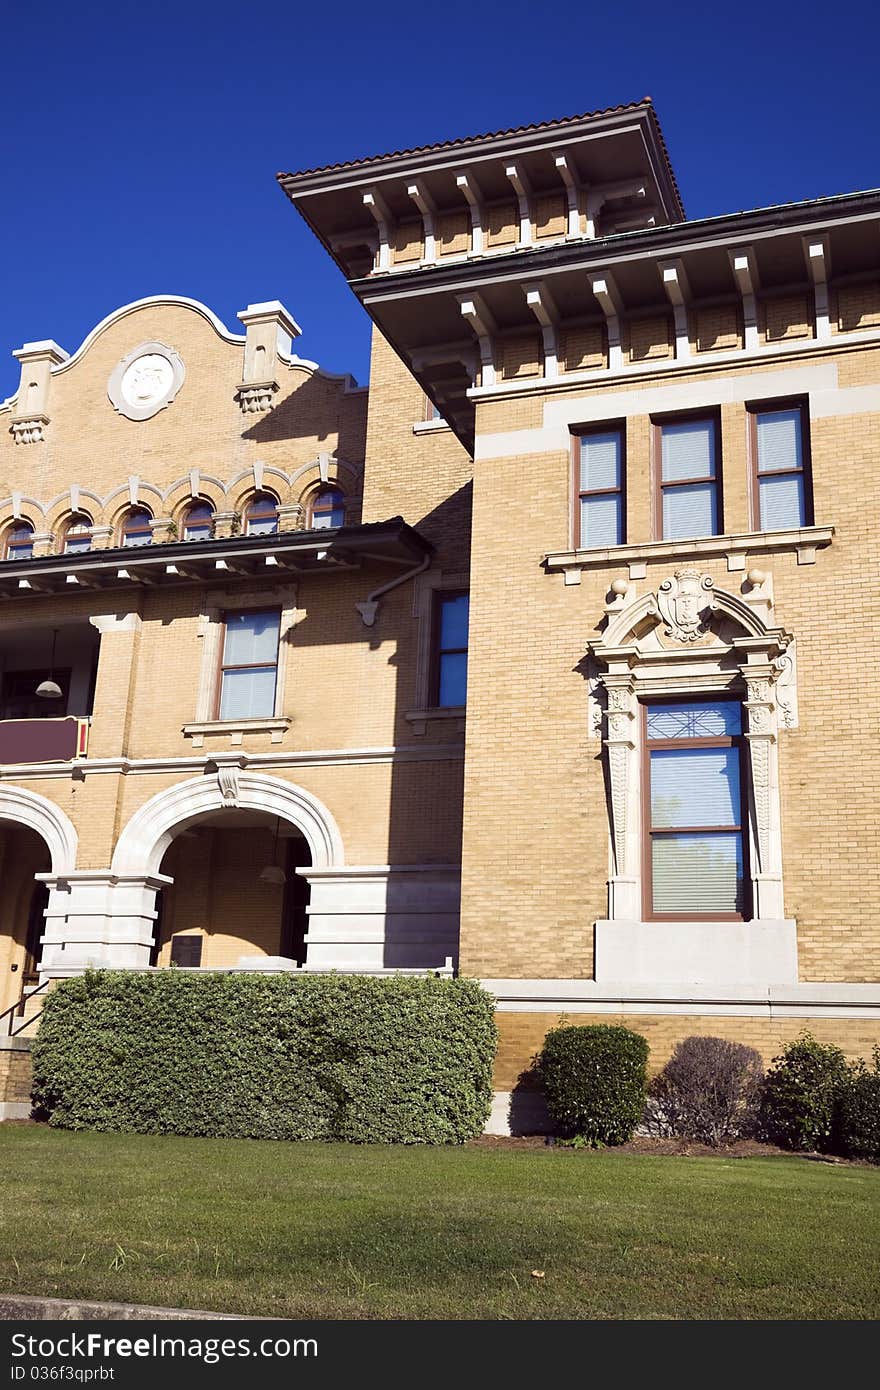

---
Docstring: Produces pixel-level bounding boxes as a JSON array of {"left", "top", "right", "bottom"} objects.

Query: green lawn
[{"left": 0, "top": 1127, "right": 877, "bottom": 1319}]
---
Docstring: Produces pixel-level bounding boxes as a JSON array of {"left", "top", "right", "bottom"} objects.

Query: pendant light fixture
[
  {"left": 36, "top": 628, "right": 63, "bottom": 701},
  {"left": 259, "top": 816, "right": 286, "bottom": 885}
]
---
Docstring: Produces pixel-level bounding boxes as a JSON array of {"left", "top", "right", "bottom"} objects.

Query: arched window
[
  {"left": 63, "top": 513, "right": 93, "bottom": 555},
  {"left": 183, "top": 501, "right": 214, "bottom": 541},
  {"left": 4, "top": 521, "right": 34, "bottom": 561},
  {"left": 309, "top": 486, "right": 345, "bottom": 530},
  {"left": 245, "top": 492, "right": 279, "bottom": 537},
  {"left": 121, "top": 507, "right": 153, "bottom": 548}
]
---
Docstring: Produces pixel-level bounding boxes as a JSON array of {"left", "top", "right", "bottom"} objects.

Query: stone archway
[{"left": 0, "top": 786, "right": 78, "bottom": 1004}]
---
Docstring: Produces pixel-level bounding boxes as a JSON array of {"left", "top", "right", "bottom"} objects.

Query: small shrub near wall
[
  {"left": 31, "top": 970, "right": 497, "bottom": 1144},
  {"left": 541, "top": 1024, "right": 648, "bottom": 1145},
  {"left": 834, "top": 1047, "right": 880, "bottom": 1164},
  {"left": 758, "top": 1033, "right": 851, "bottom": 1153},
  {"left": 644, "top": 1036, "right": 764, "bottom": 1146}
]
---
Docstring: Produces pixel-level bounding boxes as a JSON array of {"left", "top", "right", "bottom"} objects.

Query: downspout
[{"left": 355, "top": 554, "right": 430, "bottom": 627}]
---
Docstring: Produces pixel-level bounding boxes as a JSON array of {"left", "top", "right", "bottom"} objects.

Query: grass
[{"left": 0, "top": 1126, "right": 878, "bottom": 1319}]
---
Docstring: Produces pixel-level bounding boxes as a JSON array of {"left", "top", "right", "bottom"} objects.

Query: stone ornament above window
[{"left": 107, "top": 342, "right": 186, "bottom": 421}]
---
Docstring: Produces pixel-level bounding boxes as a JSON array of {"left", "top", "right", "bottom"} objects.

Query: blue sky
[{"left": 1, "top": 0, "right": 877, "bottom": 400}]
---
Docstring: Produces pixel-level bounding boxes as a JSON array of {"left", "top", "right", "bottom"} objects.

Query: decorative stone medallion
[{"left": 108, "top": 341, "right": 185, "bottom": 421}]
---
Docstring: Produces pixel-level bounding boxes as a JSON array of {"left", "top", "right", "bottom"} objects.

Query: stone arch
[
  {"left": 0, "top": 784, "right": 78, "bottom": 874},
  {"left": 111, "top": 770, "right": 344, "bottom": 879}
]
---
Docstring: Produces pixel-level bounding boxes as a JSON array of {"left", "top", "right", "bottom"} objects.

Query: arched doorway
[
  {"left": 151, "top": 810, "right": 312, "bottom": 968},
  {"left": 0, "top": 825, "right": 51, "bottom": 1013}
]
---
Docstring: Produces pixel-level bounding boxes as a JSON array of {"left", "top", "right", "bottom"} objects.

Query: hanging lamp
[
  {"left": 259, "top": 816, "right": 286, "bottom": 885},
  {"left": 36, "top": 628, "right": 62, "bottom": 700}
]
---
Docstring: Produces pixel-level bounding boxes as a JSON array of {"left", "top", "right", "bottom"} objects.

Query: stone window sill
[
  {"left": 182, "top": 717, "right": 291, "bottom": 749},
  {"left": 545, "top": 525, "right": 834, "bottom": 583},
  {"left": 404, "top": 707, "right": 465, "bottom": 736},
  {"left": 412, "top": 418, "right": 452, "bottom": 435}
]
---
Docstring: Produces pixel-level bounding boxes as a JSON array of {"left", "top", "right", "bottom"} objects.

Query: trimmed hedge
[
  {"left": 541, "top": 1023, "right": 648, "bottom": 1145},
  {"left": 834, "top": 1047, "right": 880, "bottom": 1163},
  {"left": 31, "top": 970, "right": 497, "bottom": 1144}
]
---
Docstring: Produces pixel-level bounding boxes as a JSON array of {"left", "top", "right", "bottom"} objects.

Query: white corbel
[
  {"left": 253, "top": 460, "right": 264, "bottom": 493},
  {"left": 363, "top": 188, "right": 392, "bottom": 271},
  {"left": 589, "top": 271, "right": 624, "bottom": 370},
  {"left": 659, "top": 258, "right": 692, "bottom": 361},
  {"left": 188, "top": 468, "right": 200, "bottom": 499},
  {"left": 128, "top": 476, "right": 140, "bottom": 507},
  {"left": 456, "top": 173, "right": 485, "bottom": 255},
  {"left": 524, "top": 282, "right": 559, "bottom": 379},
  {"left": 729, "top": 246, "right": 760, "bottom": 351},
  {"left": 586, "top": 180, "right": 646, "bottom": 237},
  {"left": 802, "top": 235, "right": 831, "bottom": 341},
  {"left": 504, "top": 164, "right": 532, "bottom": 246},
  {"left": 407, "top": 181, "right": 436, "bottom": 264},
  {"left": 458, "top": 294, "right": 497, "bottom": 386},
  {"left": 553, "top": 153, "right": 581, "bottom": 238}
]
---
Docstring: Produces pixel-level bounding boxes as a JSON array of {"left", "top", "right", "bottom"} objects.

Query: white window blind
[
  {"left": 757, "top": 408, "right": 805, "bottom": 529},
  {"left": 579, "top": 431, "right": 622, "bottom": 547},
  {"left": 756, "top": 409, "right": 802, "bottom": 473},
  {"left": 661, "top": 419, "right": 715, "bottom": 482},
  {"left": 580, "top": 432, "right": 620, "bottom": 492}
]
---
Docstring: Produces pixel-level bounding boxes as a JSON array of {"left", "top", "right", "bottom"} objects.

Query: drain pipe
[{"left": 355, "top": 554, "right": 430, "bottom": 627}]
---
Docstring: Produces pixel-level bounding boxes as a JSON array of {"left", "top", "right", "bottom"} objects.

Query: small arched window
[
  {"left": 245, "top": 492, "right": 279, "bottom": 537},
  {"left": 4, "top": 521, "right": 34, "bottom": 561},
  {"left": 121, "top": 507, "right": 153, "bottom": 548},
  {"left": 63, "top": 513, "right": 93, "bottom": 555},
  {"left": 309, "top": 486, "right": 345, "bottom": 530},
  {"left": 183, "top": 501, "right": 214, "bottom": 541}
]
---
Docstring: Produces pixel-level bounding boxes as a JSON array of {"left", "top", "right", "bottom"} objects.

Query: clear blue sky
[{"left": 1, "top": 0, "right": 877, "bottom": 400}]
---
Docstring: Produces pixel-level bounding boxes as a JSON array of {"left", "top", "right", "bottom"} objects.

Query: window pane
[
  {"left": 661, "top": 419, "right": 715, "bottom": 482},
  {"left": 219, "top": 666, "right": 277, "bottom": 720},
  {"left": 646, "top": 702, "right": 741, "bottom": 739},
  {"left": 123, "top": 530, "right": 152, "bottom": 548},
  {"left": 438, "top": 651, "right": 467, "bottom": 707},
  {"left": 64, "top": 533, "right": 91, "bottom": 553},
  {"left": 580, "top": 493, "right": 622, "bottom": 547},
  {"left": 579, "top": 432, "right": 621, "bottom": 492},
  {"left": 757, "top": 409, "right": 802, "bottom": 474},
  {"left": 662, "top": 481, "right": 717, "bottom": 539},
  {"left": 651, "top": 748, "right": 740, "bottom": 828},
  {"left": 759, "top": 473, "right": 805, "bottom": 530},
  {"left": 247, "top": 514, "right": 278, "bottom": 536},
  {"left": 439, "top": 594, "right": 469, "bottom": 651},
  {"left": 652, "top": 833, "right": 744, "bottom": 914},
  {"left": 223, "top": 610, "right": 280, "bottom": 665}
]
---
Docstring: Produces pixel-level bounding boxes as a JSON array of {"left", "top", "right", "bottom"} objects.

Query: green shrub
[
  {"left": 644, "top": 1035, "right": 764, "bottom": 1146},
  {"left": 759, "top": 1032, "right": 850, "bottom": 1152},
  {"left": 541, "top": 1023, "right": 648, "bottom": 1145},
  {"left": 833, "top": 1047, "right": 880, "bottom": 1163},
  {"left": 31, "top": 970, "right": 497, "bottom": 1145}
]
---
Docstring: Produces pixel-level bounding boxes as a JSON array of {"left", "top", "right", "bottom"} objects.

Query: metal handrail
[{"left": 0, "top": 977, "right": 51, "bottom": 1037}]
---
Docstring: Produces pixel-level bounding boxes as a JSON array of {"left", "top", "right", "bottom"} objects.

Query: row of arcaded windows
[
  {"left": 573, "top": 398, "right": 813, "bottom": 549},
  {"left": 1, "top": 486, "right": 347, "bottom": 560}
]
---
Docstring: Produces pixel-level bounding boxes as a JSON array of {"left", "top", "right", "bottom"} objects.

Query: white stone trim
[
  {"left": 192, "top": 586, "right": 298, "bottom": 723},
  {"left": 482, "top": 978, "right": 880, "bottom": 1018},
  {"left": 301, "top": 864, "right": 460, "bottom": 971},
  {"left": 411, "top": 418, "right": 452, "bottom": 434},
  {"left": 546, "top": 526, "right": 834, "bottom": 581},
  {"left": 111, "top": 769, "right": 344, "bottom": 877},
  {"left": 0, "top": 744, "right": 466, "bottom": 780},
  {"left": 0, "top": 783, "right": 77, "bottom": 873},
  {"left": 594, "top": 919, "right": 798, "bottom": 988}
]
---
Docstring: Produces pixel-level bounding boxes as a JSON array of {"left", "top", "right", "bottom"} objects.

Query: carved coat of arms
[{"left": 657, "top": 569, "right": 715, "bottom": 642}]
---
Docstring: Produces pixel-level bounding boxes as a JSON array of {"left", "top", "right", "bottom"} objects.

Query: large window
[
  {"left": 433, "top": 593, "right": 469, "bottom": 708},
  {"left": 750, "top": 401, "right": 811, "bottom": 531},
  {"left": 656, "top": 415, "right": 721, "bottom": 540},
  {"left": 121, "top": 507, "right": 153, "bottom": 548},
  {"left": 574, "top": 427, "right": 624, "bottom": 547},
  {"left": 4, "top": 522, "right": 34, "bottom": 561},
  {"left": 309, "top": 486, "right": 345, "bottom": 530},
  {"left": 217, "top": 609, "right": 281, "bottom": 720},
  {"left": 643, "top": 699, "right": 748, "bottom": 919}
]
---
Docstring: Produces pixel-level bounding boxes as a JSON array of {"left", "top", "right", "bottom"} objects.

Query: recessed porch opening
[
  {"left": 0, "top": 822, "right": 50, "bottom": 1014},
  {"left": 153, "top": 812, "right": 312, "bottom": 970},
  {"left": 0, "top": 621, "right": 99, "bottom": 762}
]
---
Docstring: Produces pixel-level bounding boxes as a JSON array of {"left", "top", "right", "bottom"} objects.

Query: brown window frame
[
  {"left": 430, "top": 589, "right": 468, "bottom": 709},
  {"left": 652, "top": 410, "right": 723, "bottom": 541},
  {"left": 62, "top": 514, "right": 93, "bottom": 554},
  {"left": 4, "top": 522, "right": 35, "bottom": 561},
  {"left": 640, "top": 697, "right": 751, "bottom": 922},
  {"left": 308, "top": 485, "right": 346, "bottom": 529},
  {"left": 214, "top": 607, "right": 281, "bottom": 722},
  {"left": 747, "top": 396, "right": 813, "bottom": 532},
  {"left": 182, "top": 500, "right": 215, "bottom": 540},
  {"left": 244, "top": 492, "right": 279, "bottom": 535},
  {"left": 120, "top": 507, "right": 154, "bottom": 547},
  {"left": 571, "top": 423, "right": 626, "bottom": 549}
]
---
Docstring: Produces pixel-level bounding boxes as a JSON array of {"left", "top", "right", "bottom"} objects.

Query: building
[{"left": 2, "top": 99, "right": 879, "bottom": 1129}]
